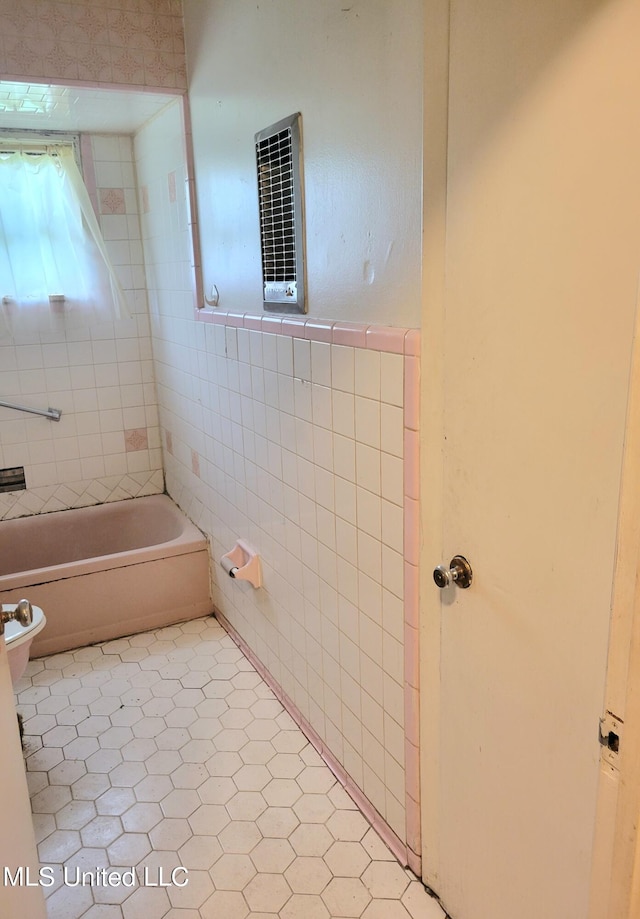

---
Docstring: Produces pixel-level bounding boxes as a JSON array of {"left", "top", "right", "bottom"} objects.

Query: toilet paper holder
[{"left": 220, "top": 540, "right": 262, "bottom": 589}]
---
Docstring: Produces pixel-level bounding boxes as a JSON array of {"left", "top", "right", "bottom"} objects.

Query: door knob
[{"left": 433, "top": 556, "right": 473, "bottom": 589}]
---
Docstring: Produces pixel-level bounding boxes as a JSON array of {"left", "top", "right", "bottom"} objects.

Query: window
[{"left": 0, "top": 133, "right": 129, "bottom": 338}]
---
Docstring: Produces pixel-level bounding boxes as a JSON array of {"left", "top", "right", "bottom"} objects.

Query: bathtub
[{"left": 0, "top": 494, "right": 212, "bottom": 657}]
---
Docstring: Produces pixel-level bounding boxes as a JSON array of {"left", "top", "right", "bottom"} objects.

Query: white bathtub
[{"left": 0, "top": 495, "right": 212, "bottom": 657}]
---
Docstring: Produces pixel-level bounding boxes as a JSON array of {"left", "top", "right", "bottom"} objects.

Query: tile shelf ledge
[{"left": 194, "top": 307, "right": 421, "bottom": 356}]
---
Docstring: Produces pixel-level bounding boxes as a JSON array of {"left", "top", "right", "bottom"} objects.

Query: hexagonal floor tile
[
  {"left": 22, "top": 615, "right": 433, "bottom": 919},
  {"left": 250, "top": 837, "right": 296, "bottom": 873},
  {"left": 210, "top": 852, "right": 256, "bottom": 891},
  {"left": 243, "top": 872, "right": 292, "bottom": 913}
]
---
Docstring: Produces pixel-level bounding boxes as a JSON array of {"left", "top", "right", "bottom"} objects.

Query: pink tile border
[
  {"left": 404, "top": 329, "right": 421, "bottom": 357},
  {"left": 404, "top": 497, "right": 420, "bottom": 567},
  {"left": 402, "top": 345, "right": 421, "bottom": 866},
  {"left": 261, "top": 316, "right": 283, "bottom": 334},
  {"left": 331, "top": 321, "right": 368, "bottom": 348},
  {"left": 404, "top": 356, "right": 420, "bottom": 432},
  {"left": 366, "top": 326, "right": 405, "bottom": 354},
  {"left": 194, "top": 310, "right": 420, "bottom": 354},
  {"left": 405, "top": 625, "right": 420, "bottom": 691},
  {"left": 304, "top": 319, "right": 334, "bottom": 342},
  {"left": 404, "top": 429, "right": 420, "bottom": 501},
  {"left": 214, "top": 608, "right": 414, "bottom": 872},
  {"left": 281, "top": 317, "right": 307, "bottom": 337},
  {"left": 404, "top": 562, "right": 420, "bottom": 631}
]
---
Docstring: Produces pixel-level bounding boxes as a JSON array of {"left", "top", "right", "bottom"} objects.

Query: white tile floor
[{"left": 15, "top": 615, "right": 447, "bottom": 919}]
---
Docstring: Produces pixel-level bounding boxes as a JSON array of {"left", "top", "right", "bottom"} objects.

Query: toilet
[{"left": 2, "top": 604, "right": 47, "bottom": 685}]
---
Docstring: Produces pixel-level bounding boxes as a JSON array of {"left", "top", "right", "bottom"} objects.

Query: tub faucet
[{"left": 0, "top": 599, "right": 33, "bottom": 636}]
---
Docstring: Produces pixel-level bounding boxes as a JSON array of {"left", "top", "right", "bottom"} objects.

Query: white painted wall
[{"left": 183, "top": 0, "right": 424, "bottom": 328}]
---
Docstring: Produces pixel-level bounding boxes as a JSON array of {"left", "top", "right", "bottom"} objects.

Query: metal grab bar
[{"left": 0, "top": 399, "right": 62, "bottom": 422}]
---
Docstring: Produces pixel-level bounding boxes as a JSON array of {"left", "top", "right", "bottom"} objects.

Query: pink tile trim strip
[
  {"left": 404, "top": 497, "right": 420, "bottom": 568},
  {"left": 404, "top": 562, "right": 420, "bottom": 630},
  {"left": 281, "top": 317, "right": 307, "bottom": 337},
  {"left": 405, "top": 738, "right": 420, "bottom": 794},
  {"left": 403, "top": 342, "right": 421, "bottom": 864},
  {"left": 404, "top": 356, "right": 420, "bottom": 433},
  {"left": 404, "top": 329, "right": 421, "bottom": 357},
  {"left": 405, "top": 685, "right": 420, "bottom": 748},
  {"left": 261, "top": 316, "right": 283, "bottom": 334},
  {"left": 194, "top": 311, "right": 420, "bottom": 354},
  {"left": 406, "top": 844, "right": 421, "bottom": 876},
  {"left": 404, "top": 429, "right": 420, "bottom": 501},
  {"left": 404, "top": 624, "right": 420, "bottom": 691},
  {"left": 304, "top": 320, "right": 334, "bottom": 342},
  {"left": 366, "top": 326, "right": 405, "bottom": 354},
  {"left": 332, "top": 321, "right": 368, "bottom": 348},
  {"left": 214, "top": 608, "right": 416, "bottom": 871},
  {"left": 405, "top": 793, "right": 422, "bottom": 860}
]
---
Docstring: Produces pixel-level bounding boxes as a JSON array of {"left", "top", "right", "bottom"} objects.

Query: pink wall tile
[
  {"left": 403, "top": 428, "right": 420, "bottom": 501},
  {"left": 405, "top": 738, "right": 420, "bottom": 795},
  {"left": 124, "top": 427, "right": 148, "bottom": 452},
  {"left": 404, "top": 561, "right": 419, "bottom": 630},
  {"left": 405, "top": 795, "right": 422, "bottom": 864},
  {"left": 404, "top": 329, "right": 421, "bottom": 356},
  {"left": 332, "top": 321, "right": 368, "bottom": 348},
  {"left": 404, "top": 355, "right": 420, "bottom": 432},
  {"left": 404, "top": 624, "right": 419, "bottom": 690},
  {"left": 225, "top": 312, "right": 245, "bottom": 327},
  {"left": 405, "top": 685, "right": 420, "bottom": 747},
  {"left": 281, "top": 317, "right": 306, "bottom": 338},
  {"left": 304, "top": 319, "right": 334, "bottom": 342},
  {"left": 261, "top": 316, "right": 283, "bottom": 334},
  {"left": 404, "top": 496, "right": 420, "bottom": 567},
  {"left": 366, "top": 326, "right": 405, "bottom": 354},
  {"left": 99, "top": 187, "right": 126, "bottom": 215}
]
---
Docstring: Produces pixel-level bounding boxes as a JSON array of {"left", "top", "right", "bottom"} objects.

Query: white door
[
  {"left": 0, "top": 632, "right": 46, "bottom": 917},
  {"left": 420, "top": 2, "right": 640, "bottom": 918}
]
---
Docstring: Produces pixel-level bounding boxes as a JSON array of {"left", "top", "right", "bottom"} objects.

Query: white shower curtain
[{"left": 0, "top": 144, "right": 130, "bottom": 338}]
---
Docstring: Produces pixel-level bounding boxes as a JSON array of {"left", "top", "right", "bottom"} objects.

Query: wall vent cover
[
  {"left": 255, "top": 113, "right": 306, "bottom": 314},
  {"left": 0, "top": 466, "right": 26, "bottom": 493}
]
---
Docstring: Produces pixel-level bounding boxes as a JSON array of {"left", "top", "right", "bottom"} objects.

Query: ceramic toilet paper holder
[{"left": 220, "top": 540, "right": 262, "bottom": 589}]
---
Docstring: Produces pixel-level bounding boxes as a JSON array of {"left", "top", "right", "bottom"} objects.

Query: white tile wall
[
  {"left": 0, "top": 132, "right": 163, "bottom": 520},
  {"left": 132, "top": 98, "right": 411, "bottom": 847}
]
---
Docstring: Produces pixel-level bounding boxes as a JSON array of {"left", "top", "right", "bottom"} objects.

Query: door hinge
[{"left": 599, "top": 712, "right": 623, "bottom": 769}]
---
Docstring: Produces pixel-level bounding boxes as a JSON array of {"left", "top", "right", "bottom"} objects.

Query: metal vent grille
[
  {"left": 0, "top": 466, "right": 26, "bottom": 493},
  {"left": 255, "top": 113, "right": 306, "bottom": 313}
]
